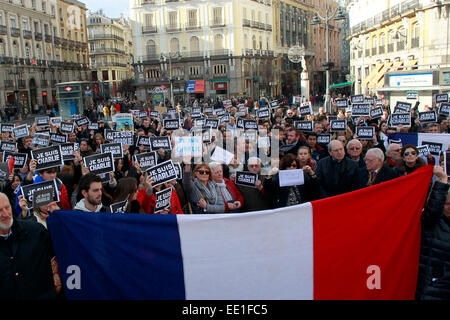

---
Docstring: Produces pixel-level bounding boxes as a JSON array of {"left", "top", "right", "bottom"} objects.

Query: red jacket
[
  {"left": 137, "top": 188, "right": 183, "bottom": 214},
  {"left": 223, "top": 178, "right": 244, "bottom": 209}
]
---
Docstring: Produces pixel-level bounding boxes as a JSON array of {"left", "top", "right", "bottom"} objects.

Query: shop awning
[
  {"left": 392, "top": 60, "right": 405, "bottom": 71},
  {"left": 330, "top": 81, "right": 354, "bottom": 89},
  {"left": 362, "top": 63, "right": 384, "bottom": 88},
  {"left": 406, "top": 59, "right": 418, "bottom": 70}
]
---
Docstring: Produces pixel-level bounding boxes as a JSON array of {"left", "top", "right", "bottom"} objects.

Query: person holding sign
[
  {"left": 209, "top": 162, "right": 244, "bottom": 213},
  {"left": 14, "top": 160, "right": 71, "bottom": 217},
  {"left": 17, "top": 195, "right": 60, "bottom": 228},
  {"left": 394, "top": 145, "right": 426, "bottom": 176},
  {"left": 138, "top": 174, "right": 183, "bottom": 215},
  {"left": 263, "top": 154, "right": 320, "bottom": 208},
  {"left": 182, "top": 158, "right": 228, "bottom": 214}
]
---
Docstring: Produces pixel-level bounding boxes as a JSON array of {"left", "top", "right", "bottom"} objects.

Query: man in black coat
[
  {"left": 357, "top": 148, "right": 399, "bottom": 189},
  {"left": 0, "top": 192, "right": 59, "bottom": 299},
  {"left": 316, "top": 140, "right": 360, "bottom": 198}
]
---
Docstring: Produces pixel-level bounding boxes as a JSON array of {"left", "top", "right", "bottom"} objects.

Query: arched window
[
  {"left": 146, "top": 40, "right": 156, "bottom": 57},
  {"left": 214, "top": 34, "right": 224, "bottom": 50},
  {"left": 252, "top": 35, "right": 256, "bottom": 50},
  {"left": 25, "top": 42, "right": 31, "bottom": 58},
  {"left": 190, "top": 36, "right": 200, "bottom": 53},
  {"left": 36, "top": 44, "right": 41, "bottom": 59},
  {"left": 0, "top": 39, "right": 5, "bottom": 56}
]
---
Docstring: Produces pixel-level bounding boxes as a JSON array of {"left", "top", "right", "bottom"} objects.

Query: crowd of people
[{"left": 0, "top": 94, "right": 449, "bottom": 300}]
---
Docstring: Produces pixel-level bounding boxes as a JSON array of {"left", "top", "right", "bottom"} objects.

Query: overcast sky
[{"left": 83, "top": 0, "right": 129, "bottom": 19}]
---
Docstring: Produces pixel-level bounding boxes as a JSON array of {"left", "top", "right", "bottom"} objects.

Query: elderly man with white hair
[
  {"left": 356, "top": 148, "right": 399, "bottom": 189},
  {"left": 346, "top": 139, "right": 366, "bottom": 169}
]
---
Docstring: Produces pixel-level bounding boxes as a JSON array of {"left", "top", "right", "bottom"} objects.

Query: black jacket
[
  {"left": 356, "top": 165, "right": 399, "bottom": 189},
  {"left": 263, "top": 173, "right": 321, "bottom": 208},
  {"left": 415, "top": 181, "right": 450, "bottom": 300},
  {"left": 316, "top": 156, "right": 360, "bottom": 198},
  {"left": 0, "top": 219, "right": 57, "bottom": 299}
]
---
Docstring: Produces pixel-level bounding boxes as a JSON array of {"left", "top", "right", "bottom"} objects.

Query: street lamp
[
  {"left": 160, "top": 51, "right": 182, "bottom": 107},
  {"left": 310, "top": 6, "right": 347, "bottom": 114}
]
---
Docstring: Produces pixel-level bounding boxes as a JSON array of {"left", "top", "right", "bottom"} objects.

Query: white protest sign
[
  {"left": 279, "top": 169, "right": 305, "bottom": 187},
  {"left": 174, "top": 136, "right": 202, "bottom": 157},
  {"left": 211, "top": 146, "right": 235, "bottom": 165}
]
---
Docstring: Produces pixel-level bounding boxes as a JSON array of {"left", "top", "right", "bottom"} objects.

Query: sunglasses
[
  {"left": 196, "top": 170, "right": 210, "bottom": 175},
  {"left": 349, "top": 147, "right": 361, "bottom": 151},
  {"left": 404, "top": 151, "right": 417, "bottom": 156},
  {"left": 289, "top": 163, "right": 297, "bottom": 168}
]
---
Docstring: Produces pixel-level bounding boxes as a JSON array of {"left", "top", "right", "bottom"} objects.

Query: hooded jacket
[{"left": 74, "top": 199, "right": 110, "bottom": 213}]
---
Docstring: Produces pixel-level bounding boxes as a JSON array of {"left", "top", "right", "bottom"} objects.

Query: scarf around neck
[{"left": 193, "top": 178, "right": 218, "bottom": 204}]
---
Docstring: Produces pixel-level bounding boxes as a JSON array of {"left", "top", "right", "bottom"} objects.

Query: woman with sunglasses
[
  {"left": 394, "top": 144, "right": 426, "bottom": 176},
  {"left": 182, "top": 158, "right": 228, "bottom": 214},
  {"left": 263, "top": 153, "right": 320, "bottom": 209}
]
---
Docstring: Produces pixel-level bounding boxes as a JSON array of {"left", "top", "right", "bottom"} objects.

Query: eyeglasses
[
  {"left": 289, "top": 163, "right": 298, "bottom": 168},
  {"left": 404, "top": 151, "right": 417, "bottom": 156},
  {"left": 349, "top": 147, "right": 362, "bottom": 151},
  {"left": 196, "top": 170, "right": 210, "bottom": 175}
]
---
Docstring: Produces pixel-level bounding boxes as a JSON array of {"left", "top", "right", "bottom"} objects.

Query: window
[
  {"left": 170, "top": 37, "right": 179, "bottom": 52},
  {"left": 189, "top": 66, "right": 202, "bottom": 76},
  {"left": 188, "top": 10, "right": 197, "bottom": 27},
  {"left": 146, "top": 40, "right": 156, "bottom": 56},
  {"left": 31, "top": 0, "right": 36, "bottom": 9},
  {"left": 42, "top": 1, "right": 46, "bottom": 13},
  {"left": 10, "top": 16, "right": 16, "bottom": 28},
  {"left": 23, "top": 18, "right": 29, "bottom": 31},
  {"left": 213, "top": 64, "right": 227, "bottom": 75},
  {"left": 145, "top": 14, "right": 154, "bottom": 27},
  {"left": 213, "top": 7, "right": 223, "bottom": 24},
  {"left": 190, "top": 36, "right": 199, "bottom": 52},
  {"left": 168, "top": 11, "right": 177, "bottom": 29}
]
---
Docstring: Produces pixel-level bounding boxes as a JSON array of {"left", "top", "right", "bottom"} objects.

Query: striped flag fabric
[{"left": 47, "top": 166, "right": 434, "bottom": 300}]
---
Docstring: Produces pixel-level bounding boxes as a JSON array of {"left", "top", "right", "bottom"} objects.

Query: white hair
[
  {"left": 208, "top": 162, "right": 222, "bottom": 170},
  {"left": 346, "top": 139, "right": 362, "bottom": 151},
  {"left": 366, "top": 148, "right": 385, "bottom": 162}
]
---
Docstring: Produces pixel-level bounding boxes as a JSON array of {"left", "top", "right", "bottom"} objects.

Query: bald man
[
  {"left": 0, "top": 193, "right": 60, "bottom": 299},
  {"left": 316, "top": 140, "right": 361, "bottom": 198}
]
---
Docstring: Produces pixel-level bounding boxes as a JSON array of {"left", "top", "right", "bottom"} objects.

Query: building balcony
[
  {"left": 10, "top": 27, "right": 20, "bottom": 37},
  {"left": 186, "top": 24, "right": 201, "bottom": 31},
  {"left": 45, "top": 34, "right": 52, "bottom": 43},
  {"left": 210, "top": 49, "right": 228, "bottom": 56},
  {"left": 142, "top": 54, "right": 160, "bottom": 63},
  {"left": 243, "top": 19, "right": 251, "bottom": 27},
  {"left": 0, "top": 56, "right": 14, "bottom": 64},
  {"left": 388, "top": 43, "right": 394, "bottom": 53},
  {"left": 210, "top": 20, "right": 225, "bottom": 28},
  {"left": 411, "top": 37, "right": 419, "bottom": 48},
  {"left": 23, "top": 30, "right": 32, "bottom": 39},
  {"left": 35, "top": 32, "right": 42, "bottom": 41},
  {"left": 142, "top": 26, "right": 157, "bottom": 33},
  {"left": 184, "top": 51, "right": 204, "bottom": 58},
  {"left": 91, "top": 47, "right": 126, "bottom": 55},
  {"left": 61, "top": 38, "right": 68, "bottom": 47},
  {"left": 54, "top": 36, "right": 61, "bottom": 45},
  {"left": 166, "top": 25, "right": 183, "bottom": 32},
  {"left": 90, "top": 34, "right": 124, "bottom": 42},
  {"left": 0, "top": 25, "right": 7, "bottom": 35}
]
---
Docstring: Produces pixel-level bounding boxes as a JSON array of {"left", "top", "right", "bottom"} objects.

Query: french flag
[{"left": 47, "top": 166, "right": 434, "bottom": 300}]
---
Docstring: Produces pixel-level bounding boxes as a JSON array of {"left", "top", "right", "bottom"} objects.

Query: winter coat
[
  {"left": 316, "top": 156, "right": 360, "bottom": 198},
  {"left": 0, "top": 219, "right": 57, "bottom": 299},
  {"left": 415, "top": 181, "right": 450, "bottom": 300}
]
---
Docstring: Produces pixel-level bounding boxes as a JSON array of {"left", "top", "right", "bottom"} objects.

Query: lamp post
[
  {"left": 160, "top": 51, "right": 182, "bottom": 107},
  {"left": 310, "top": 7, "right": 347, "bottom": 114}
]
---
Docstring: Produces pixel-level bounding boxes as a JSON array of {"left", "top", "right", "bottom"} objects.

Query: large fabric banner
[{"left": 47, "top": 166, "right": 434, "bottom": 300}]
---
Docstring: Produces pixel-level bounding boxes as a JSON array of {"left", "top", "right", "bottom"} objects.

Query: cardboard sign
[
  {"left": 134, "top": 152, "right": 157, "bottom": 171},
  {"left": 435, "top": 93, "right": 449, "bottom": 104},
  {"left": 174, "top": 136, "right": 202, "bottom": 158},
  {"left": 100, "top": 143, "right": 123, "bottom": 159},
  {"left": 351, "top": 104, "right": 371, "bottom": 117},
  {"left": 394, "top": 101, "right": 412, "bottom": 114},
  {"left": 279, "top": 169, "right": 305, "bottom": 187},
  {"left": 154, "top": 188, "right": 172, "bottom": 213},
  {"left": 421, "top": 141, "right": 443, "bottom": 156},
  {"left": 60, "top": 122, "right": 75, "bottom": 134},
  {"left": 438, "top": 103, "right": 450, "bottom": 117},
  {"left": 36, "top": 116, "right": 50, "bottom": 127},
  {"left": 236, "top": 117, "right": 244, "bottom": 129},
  {"left": 21, "top": 179, "right": 60, "bottom": 210},
  {"left": 108, "top": 130, "right": 134, "bottom": 145},
  {"left": 243, "top": 120, "right": 258, "bottom": 131},
  {"left": 31, "top": 145, "right": 64, "bottom": 171},
  {"left": 417, "top": 145, "right": 430, "bottom": 158},
  {"left": 370, "top": 107, "right": 384, "bottom": 120},
  {"left": 242, "top": 130, "right": 257, "bottom": 141},
  {"left": 213, "top": 108, "right": 226, "bottom": 117},
  {"left": 270, "top": 100, "right": 279, "bottom": 108},
  {"left": 257, "top": 109, "right": 271, "bottom": 119},
  {"left": 388, "top": 139, "right": 402, "bottom": 146},
  {"left": 50, "top": 133, "right": 68, "bottom": 145},
  {"left": 0, "top": 163, "right": 9, "bottom": 181},
  {"left": 330, "top": 120, "right": 347, "bottom": 132},
  {"left": 220, "top": 115, "right": 230, "bottom": 124},
  {"left": 294, "top": 121, "right": 314, "bottom": 132},
  {"left": 298, "top": 103, "right": 313, "bottom": 116},
  {"left": 88, "top": 123, "right": 99, "bottom": 131},
  {"left": 0, "top": 141, "right": 17, "bottom": 153},
  {"left": 238, "top": 105, "right": 248, "bottom": 114},
  {"left": 13, "top": 124, "right": 30, "bottom": 139},
  {"left": 335, "top": 99, "right": 348, "bottom": 109},
  {"left": 113, "top": 113, "right": 134, "bottom": 131},
  {"left": 351, "top": 95, "right": 364, "bottom": 104},
  {"left": 406, "top": 91, "right": 419, "bottom": 100},
  {"left": 2, "top": 152, "right": 28, "bottom": 169},
  {"left": 356, "top": 126, "right": 375, "bottom": 140},
  {"left": 31, "top": 133, "right": 50, "bottom": 147},
  {"left": 75, "top": 117, "right": 90, "bottom": 127},
  {"left": 203, "top": 107, "right": 213, "bottom": 114},
  {"left": 50, "top": 117, "right": 62, "bottom": 127},
  {"left": 146, "top": 160, "right": 178, "bottom": 187},
  {"left": 318, "top": 134, "right": 331, "bottom": 145},
  {"left": 419, "top": 111, "right": 438, "bottom": 123},
  {"left": 110, "top": 200, "right": 128, "bottom": 213},
  {"left": 204, "top": 118, "right": 219, "bottom": 130},
  {"left": 194, "top": 119, "right": 205, "bottom": 127},
  {"left": 364, "top": 97, "right": 375, "bottom": 105},
  {"left": 163, "top": 119, "right": 180, "bottom": 131},
  {"left": 211, "top": 146, "right": 234, "bottom": 165},
  {"left": 191, "top": 112, "right": 203, "bottom": 120},
  {"left": 235, "top": 171, "right": 258, "bottom": 188},
  {"left": 149, "top": 111, "right": 160, "bottom": 118},
  {"left": 83, "top": 152, "right": 115, "bottom": 175},
  {"left": 60, "top": 143, "right": 77, "bottom": 161},
  {"left": 391, "top": 114, "right": 411, "bottom": 126},
  {"left": 1, "top": 123, "right": 14, "bottom": 133},
  {"left": 32, "top": 188, "right": 56, "bottom": 209},
  {"left": 136, "top": 135, "right": 151, "bottom": 148},
  {"left": 192, "top": 107, "right": 202, "bottom": 114},
  {"left": 139, "top": 111, "right": 148, "bottom": 119},
  {"left": 222, "top": 100, "right": 232, "bottom": 108},
  {"left": 150, "top": 136, "right": 172, "bottom": 151}
]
